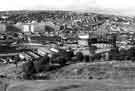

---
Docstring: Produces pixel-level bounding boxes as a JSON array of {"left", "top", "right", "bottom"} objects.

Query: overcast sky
[{"left": 1, "top": 0, "right": 135, "bottom": 16}]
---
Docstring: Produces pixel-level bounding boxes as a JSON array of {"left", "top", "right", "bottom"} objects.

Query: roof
[
  {"left": 84, "top": 16, "right": 105, "bottom": 26},
  {"left": 78, "top": 34, "right": 89, "bottom": 39},
  {"left": 0, "top": 53, "right": 19, "bottom": 57},
  {"left": 95, "top": 48, "right": 111, "bottom": 54},
  {"left": 119, "top": 24, "right": 135, "bottom": 32}
]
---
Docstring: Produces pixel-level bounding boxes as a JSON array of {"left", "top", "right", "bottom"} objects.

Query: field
[
  {"left": 3, "top": 79, "right": 135, "bottom": 91},
  {"left": 1, "top": 61, "right": 135, "bottom": 91}
]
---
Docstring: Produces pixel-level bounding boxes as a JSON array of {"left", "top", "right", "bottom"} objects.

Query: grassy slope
[
  {"left": 6, "top": 79, "right": 135, "bottom": 91},
  {"left": 1, "top": 61, "right": 135, "bottom": 91}
]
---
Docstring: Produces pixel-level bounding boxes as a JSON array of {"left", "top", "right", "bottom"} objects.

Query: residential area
[{"left": 0, "top": 11, "right": 135, "bottom": 91}]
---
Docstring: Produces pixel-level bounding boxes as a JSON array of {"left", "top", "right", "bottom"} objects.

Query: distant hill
[{"left": 0, "top": 9, "right": 133, "bottom": 17}]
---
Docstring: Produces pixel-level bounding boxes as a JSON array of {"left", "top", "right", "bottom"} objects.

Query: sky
[{"left": 1, "top": 0, "right": 135, "bottom": 16}]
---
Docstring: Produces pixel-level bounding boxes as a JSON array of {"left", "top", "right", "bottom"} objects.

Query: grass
[{"left": 2, "top": 61, "right": 135, "bottom": 91}]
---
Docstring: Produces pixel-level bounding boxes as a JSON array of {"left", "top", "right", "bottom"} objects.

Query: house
[
  {"left": 23, "top": 24, "right": 34, "bottom": 33},
  {"left": 0, "top": 24, "right": 6, "bottom": 33},
  {"left": 22, "top": 23, "right": 46, "bottom": 33},
  {"left": 78, "top": 33, "right": 89, "bottom": 46}
]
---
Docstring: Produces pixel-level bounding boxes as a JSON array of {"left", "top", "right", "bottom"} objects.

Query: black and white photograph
[{"left": 1, "top": 0, "right": 135, "bottom": 91}]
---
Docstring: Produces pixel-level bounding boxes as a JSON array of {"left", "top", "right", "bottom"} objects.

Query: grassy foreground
[{"left": 1, "top": 61, "right": 135, "bottom": 91}]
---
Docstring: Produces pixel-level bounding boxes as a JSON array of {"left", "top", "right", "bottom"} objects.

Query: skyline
[{"left": 1, "top": 0, "right": 135, "bottom": 16}]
